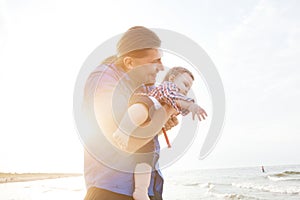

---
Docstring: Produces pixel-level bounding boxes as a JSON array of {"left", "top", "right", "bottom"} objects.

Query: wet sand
[{"left": 0, "top": 173, "right": 82, "bottom": 183}]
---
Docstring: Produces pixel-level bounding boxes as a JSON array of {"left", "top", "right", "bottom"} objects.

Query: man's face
[
  {"left": 131, "top": 49, "right": 164, "bottom": 85},
  {"left": 173, "top": 72, "right": 194, "bottom": 95}
]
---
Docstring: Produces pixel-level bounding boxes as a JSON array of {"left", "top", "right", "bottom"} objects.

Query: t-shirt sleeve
[{"left": 148, "top": 82, "right": 194, "bottom": 115}]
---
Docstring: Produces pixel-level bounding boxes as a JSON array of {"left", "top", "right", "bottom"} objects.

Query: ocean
[
  {"left": 1, "top": 165, "right": 299, "bottom": 200},
  {"left": 163, "top": 165, "right": 300, "bottom": 199}
]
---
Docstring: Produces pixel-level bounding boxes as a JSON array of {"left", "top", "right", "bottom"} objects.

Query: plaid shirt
[{"left": 148, "top": 81, "right": 194, "bottom": 116}]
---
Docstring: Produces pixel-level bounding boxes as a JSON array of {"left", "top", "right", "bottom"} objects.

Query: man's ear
[
  {"left": 169, "top": 74, "right": 176, "bottom": 82},
  {"left": 123, "top": 56, "right": 134, "bottom": 71}
]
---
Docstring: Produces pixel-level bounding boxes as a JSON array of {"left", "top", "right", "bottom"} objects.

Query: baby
[
  {"left": 148, "top": 66, "right": 207, "bottom": 120},
  {"left": 114, "top": 66, "right": 207, "bottom": 200}
]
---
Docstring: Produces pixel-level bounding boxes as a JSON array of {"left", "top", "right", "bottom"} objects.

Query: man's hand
[{"left": 164, "top": 115, "right": 179, "bottom": 131}]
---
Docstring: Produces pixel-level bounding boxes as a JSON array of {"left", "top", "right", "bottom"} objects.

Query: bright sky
[{"left": 0, "top": 0, "right": 299, "bottom": 173}]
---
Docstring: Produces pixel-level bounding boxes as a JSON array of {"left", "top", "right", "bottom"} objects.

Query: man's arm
[
  {"left": 113, "top": 101, "right": 177, "bottom": 153},
  {"left": 112, "top": 103, "right": 149, "bottom": 150},
  {"left": 91, "top": 67, "right": 177, "bottom": 153}
]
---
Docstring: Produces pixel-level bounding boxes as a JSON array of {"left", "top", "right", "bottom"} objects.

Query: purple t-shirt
[{"left": 83, "top": 64, "right": 163, "bottom": 197}]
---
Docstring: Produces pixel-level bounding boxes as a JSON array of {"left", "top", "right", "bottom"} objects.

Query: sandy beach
[
  {"left": 0, "top": 173, "right": 82, "bottom": 184},
  {"left": 0, "top": 165, "right": 299, "bottom": 199}
]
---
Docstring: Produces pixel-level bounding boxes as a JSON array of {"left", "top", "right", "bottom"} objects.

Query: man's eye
[{"left": 152, "top": 59, "right": 161, "bottom": 63}]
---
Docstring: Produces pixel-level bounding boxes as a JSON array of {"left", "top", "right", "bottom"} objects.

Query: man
[{"left": 83, "top": 26, "right": 178, "bottom": 200}]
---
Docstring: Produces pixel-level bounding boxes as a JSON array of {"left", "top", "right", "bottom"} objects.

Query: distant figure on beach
[{"left": 261, "top": 166, "right": 265, "bottom": 173}]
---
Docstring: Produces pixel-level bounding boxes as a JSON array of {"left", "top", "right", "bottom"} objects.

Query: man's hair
[
  {"left": 101, "top": 49, "right": 152, "bottom": 66},
  {"left": 117, "top": 26, "right": 161, "bottom": 57},
  {"left": 101, "top": 26, "right": 161, "bottom": 69},
  {"left": 163, "top": 66, "right": 194, "bottom": 81}
]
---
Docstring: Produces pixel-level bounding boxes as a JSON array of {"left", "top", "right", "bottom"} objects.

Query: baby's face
[{"left": 172, "top": 72, "right": 193, "bottom": 95}]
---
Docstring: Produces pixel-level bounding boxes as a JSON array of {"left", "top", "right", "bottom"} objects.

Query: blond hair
[{"left": 100, "top": 26, "right": 161, "bottom": 71}]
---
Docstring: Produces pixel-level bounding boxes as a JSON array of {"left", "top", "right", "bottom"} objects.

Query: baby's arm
[
  {"left": 177, "top": 100, "right": 208, "bottom": 120},
  {"left": 149, "top": 82, "right": 188, "bottom": 114},
  {"left": 149, "top": 82, "right": 207, "bottom": 120}
]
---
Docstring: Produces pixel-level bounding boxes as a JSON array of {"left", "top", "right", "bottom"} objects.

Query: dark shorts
[
  {"left": 84, "top": 187, "right": 162, "bottom": 200},
  {"left": 84, "top": 187, "right": 133, "bottom": 200}
]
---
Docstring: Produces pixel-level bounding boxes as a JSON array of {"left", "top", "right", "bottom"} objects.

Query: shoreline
[{"left": 0, "top": 173, "right": 82, "bottom": 184}]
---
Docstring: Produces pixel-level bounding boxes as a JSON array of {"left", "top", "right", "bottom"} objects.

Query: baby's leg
[{"left": 133, "top": 163, "right": 152, "bottom": 200}]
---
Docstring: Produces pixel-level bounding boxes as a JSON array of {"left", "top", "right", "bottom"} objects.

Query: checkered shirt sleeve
[{"left": 148, "top": 81, "right": 194, "bottom": 115}]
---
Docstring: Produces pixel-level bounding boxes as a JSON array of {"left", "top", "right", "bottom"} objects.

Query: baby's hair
[{"left": 163, "top": 66, "right": 194, "bottom": 81}]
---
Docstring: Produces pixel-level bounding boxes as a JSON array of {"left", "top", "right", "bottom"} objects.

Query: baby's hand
[
  {"left": 188, "top": 104, "right": 208, "bottom": 121},
  {"left": 113, "top": 130, "right": 129, "bottom": 150}
]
